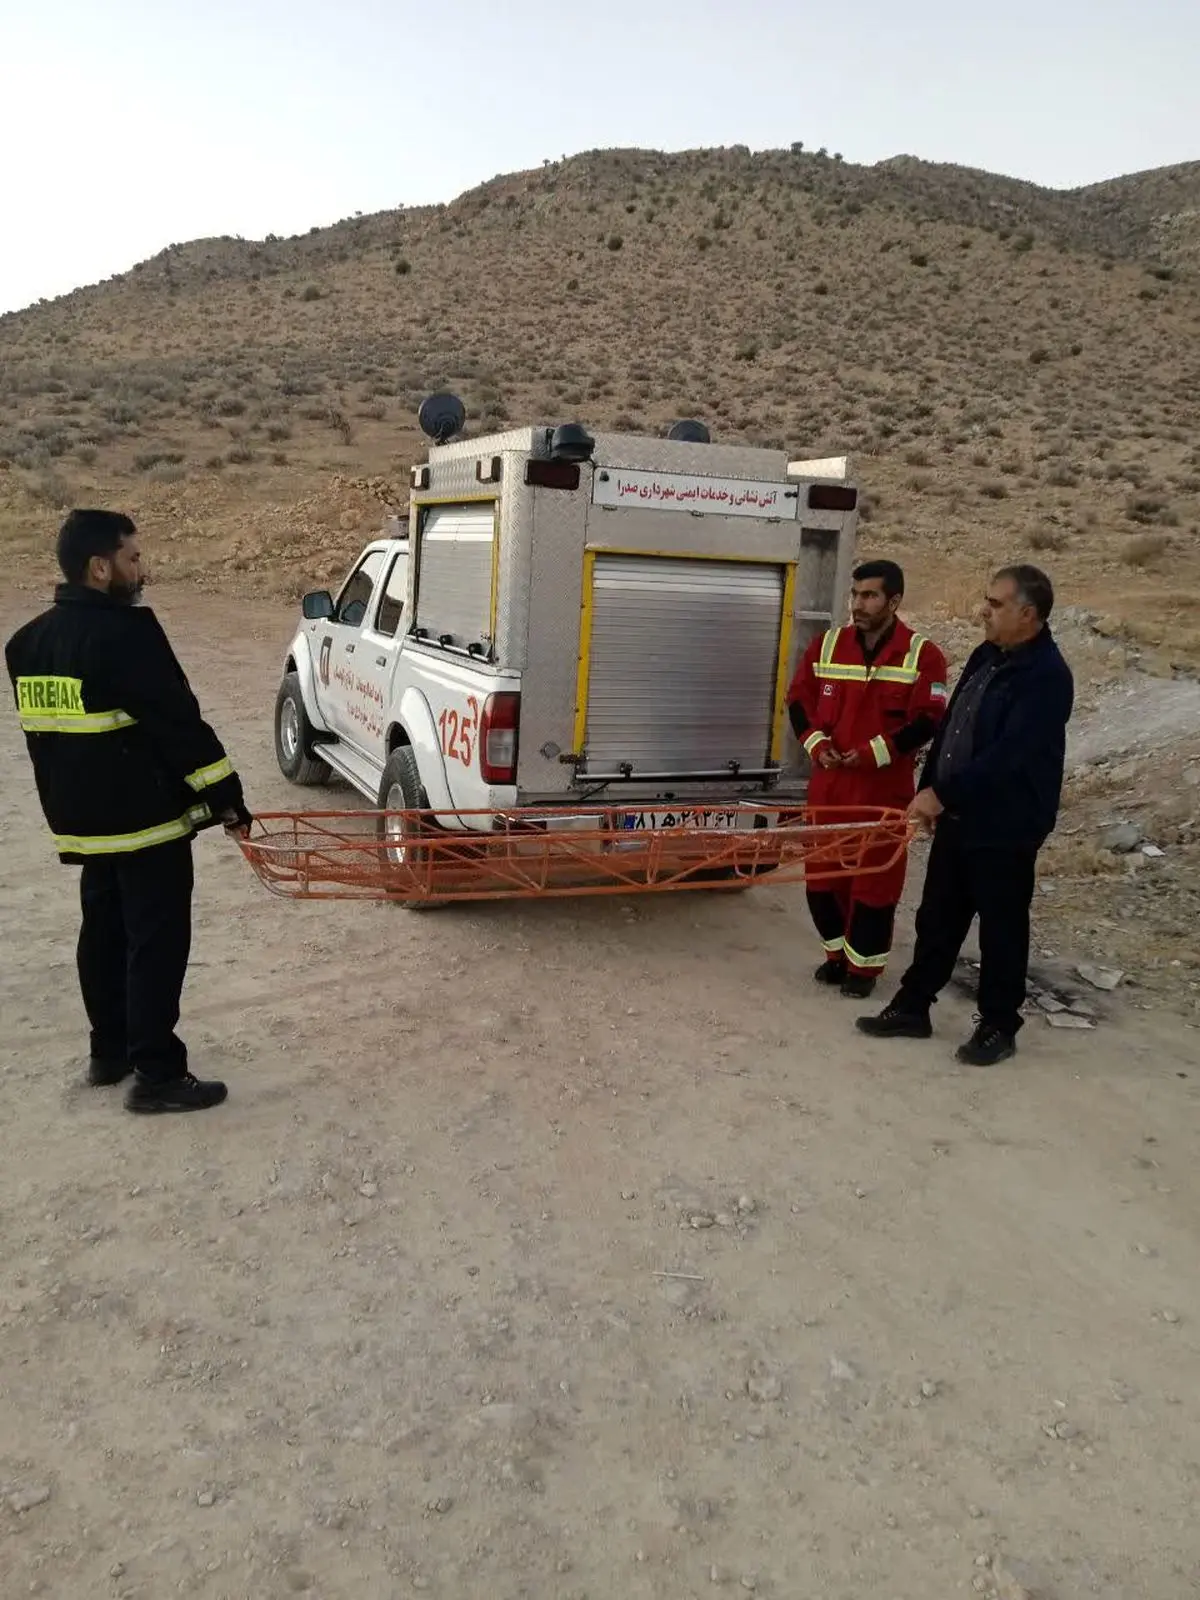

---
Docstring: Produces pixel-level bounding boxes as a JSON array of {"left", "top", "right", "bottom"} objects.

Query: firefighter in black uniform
[{"left": 5, "top": 509, "right": 252, "bottom": 1114}]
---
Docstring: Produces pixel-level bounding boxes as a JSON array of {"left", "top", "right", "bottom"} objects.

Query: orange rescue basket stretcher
[{"left": 237, "top": 804, "right": 911, "bottom": 907}]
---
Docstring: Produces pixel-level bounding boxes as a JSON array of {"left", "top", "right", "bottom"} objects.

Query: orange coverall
[{"left": 787, "top": 620, "right": 949, "bottom": 978}]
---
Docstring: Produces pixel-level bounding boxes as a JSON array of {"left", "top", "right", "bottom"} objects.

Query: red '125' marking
[{"left": 438, "top": 697, "right": 479, "bottom": 767}]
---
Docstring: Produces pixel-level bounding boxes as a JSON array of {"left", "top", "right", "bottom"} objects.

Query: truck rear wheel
[
  {"left": 275, "top": 673, "right": 330, "bottom": 786},
  {"left": 683, "top": 865, "right": 762, "bottom": 890},
  {"left": 377, "top": 746, "right": 442, "bottom": 911}
]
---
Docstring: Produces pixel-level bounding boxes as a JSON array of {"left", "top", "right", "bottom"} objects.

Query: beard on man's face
[{"left": 109, "top": 577, "right": 145, "bottom": 606}]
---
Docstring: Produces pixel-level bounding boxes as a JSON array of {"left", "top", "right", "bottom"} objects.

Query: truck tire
[
  {"left": 377, "top": 746, "right": 442, "bottom": 911},
  {"left": 274, "top": 673, "right": 331, "bottom": 786},
  {"left": 684, "top": 865, "right": 760, "bottom": 890}
]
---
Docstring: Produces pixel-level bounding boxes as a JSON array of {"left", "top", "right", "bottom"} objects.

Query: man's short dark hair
[
  {"left": 994, "top": 563, "right": 1054, "bottom": 622},
  {"left": 56, "top": 509, "right": 136, "bottom": 584},
  {"left": 853, "top": 559, "right": 905, "bottom": 599}
]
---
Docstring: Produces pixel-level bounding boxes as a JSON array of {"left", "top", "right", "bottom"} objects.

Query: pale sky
[{"left": 1, "top": 0, "right": 1195, "bottom": 316}]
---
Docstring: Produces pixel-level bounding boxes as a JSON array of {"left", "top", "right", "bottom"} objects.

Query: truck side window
[
  {"left": 373, "top": 553, "right": 409, "bottom": 639},
  {"left": 334, "top": 550, "right": 385, "bottom": 629}
]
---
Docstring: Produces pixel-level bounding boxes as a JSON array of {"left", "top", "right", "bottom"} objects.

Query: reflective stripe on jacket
[
  {"left": 6, "top": 585, "right": 248, "bottom": 863},
  {"left": 787, "top": 619, "right": 949, "bottom": 802}
]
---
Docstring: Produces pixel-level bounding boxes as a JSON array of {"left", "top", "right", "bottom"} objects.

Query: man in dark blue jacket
[{"left": 857, "top": 564, "right": 1074, "bottom": 1066}]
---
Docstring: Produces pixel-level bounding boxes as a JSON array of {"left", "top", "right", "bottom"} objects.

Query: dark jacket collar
[
  {"left": 55, "top": 583, "right": 126, "bottom": 610},
  {"left": 978, "top": 625, "right": 1056, "bottom": 670}
]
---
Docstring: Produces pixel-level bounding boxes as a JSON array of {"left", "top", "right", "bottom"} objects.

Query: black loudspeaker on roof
[
  {"left": 418, "top": 393, "right": 466, "bottom": 444},
  {"left": 549, "top": 423, "right": 595, "bottom": 463},
  {"left": 667, "top": 419, "right": 711, "bottom": 444}
]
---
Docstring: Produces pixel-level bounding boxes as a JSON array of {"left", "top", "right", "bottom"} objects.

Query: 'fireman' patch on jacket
[{"left": 17, "top": 675, "right": 86, "bottom": 714}]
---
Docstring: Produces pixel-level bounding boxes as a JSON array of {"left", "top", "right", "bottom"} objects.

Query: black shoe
[
  {"left": 856, "top": 1000, "right": 933, "bottom": 1039},
  {"left": 814, "top": 960, "right": 847, "bottom": 987},
  {"left": 87, "top": 1057, "right": 131, "bottom": 1087},
  {"left": 956, "top": 1021, "right": 1017, "bottom": 1067},
  {"left": 840, "top": 974, "right": 877, "bottom": 1000},
  {"left": 125, "top": 1072, "right": 228, "bottom": 1115}
]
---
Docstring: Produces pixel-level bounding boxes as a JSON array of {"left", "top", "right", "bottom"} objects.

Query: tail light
[
  {"left": 525, "top": 459, "right": 581, "bottom": 490},
  {"left": 808, "top": 484, "right": 858, "bottom": 512},
  {"left": 480, "top": 692, "right": 520, "bottom": 784}
]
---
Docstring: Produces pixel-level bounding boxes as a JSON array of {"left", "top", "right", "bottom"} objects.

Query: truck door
[
  {"left": 317, "top": 548, "right": 386, "bottom": 746},
  {"left": 341, "top": 549, "right": 409, "bottom": 764}
]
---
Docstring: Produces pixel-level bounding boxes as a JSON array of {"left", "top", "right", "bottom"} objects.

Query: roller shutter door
[
  {"left": 413, "top": 505, "right": 496, "bottom": 652},
  {"left": 582, "top": 555, "right": 784, "bottom": 775}
]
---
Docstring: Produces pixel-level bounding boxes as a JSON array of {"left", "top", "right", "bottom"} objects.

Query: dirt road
[{"left": 2, "top": 586, "right": 1198, "bottom": 1600}]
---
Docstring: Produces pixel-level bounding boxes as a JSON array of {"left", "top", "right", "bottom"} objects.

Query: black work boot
[
  {"left": 840, "top": 973, "right": 877, "bottom": 1001},
  {"left": 87, "top": 1057, "right": 131, "bottom": 1087},
  {"left": 814, "top": 959, "right": 847, "bottom": 987},
  {"left": 855, "top": 996, "right": 933, "bottom": 1040},
  {"left": 956, "top": 1020, "right": 1017, "bottom": 1067},
  {"left": 125, "top": 1072, "right": 228, "bottom": 1115}
]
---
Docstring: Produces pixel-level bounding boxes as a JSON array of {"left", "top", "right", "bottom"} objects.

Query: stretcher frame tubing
[{"left": 238, "top": 805, "right": 911, "bottom": 906}]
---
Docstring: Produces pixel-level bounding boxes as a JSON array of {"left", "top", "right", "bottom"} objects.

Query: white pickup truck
[{"left": 273, "top": 398, "right": 860, "bottom": 869}]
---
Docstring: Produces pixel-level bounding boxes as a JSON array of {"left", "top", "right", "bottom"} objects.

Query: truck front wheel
[{"left": 274, "top": 673, "right": 330, "bottom": 786}]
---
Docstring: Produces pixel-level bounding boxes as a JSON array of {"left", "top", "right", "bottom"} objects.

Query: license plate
[{"left": 619, "top": 808, "right": 745, "bottom": 832}]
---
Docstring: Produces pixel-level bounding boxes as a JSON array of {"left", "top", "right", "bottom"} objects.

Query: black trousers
[
  {"left": 77, "top": 838, "right": 194, "bottom": 1080},
  {"left": 896, "top": 818, "right": 1036, "bottom": 1037}
]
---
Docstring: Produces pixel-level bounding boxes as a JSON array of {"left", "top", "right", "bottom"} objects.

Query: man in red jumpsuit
[{"left": 787, "top": 560, "right": 949, "bottom": 998}]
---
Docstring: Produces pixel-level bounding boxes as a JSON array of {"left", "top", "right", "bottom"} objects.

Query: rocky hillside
[{"left": 1, "top": 143, "right": 1197, "bottom": 660}]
